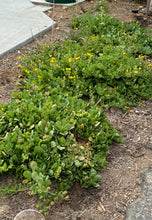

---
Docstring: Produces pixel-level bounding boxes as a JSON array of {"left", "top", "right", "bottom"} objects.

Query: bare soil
[{"left": 0, "top": 0, "right": 152, "bottom": 219}]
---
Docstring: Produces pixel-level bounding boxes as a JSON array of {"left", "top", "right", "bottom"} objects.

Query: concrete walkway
[
  {"left": 125, "top": 169, "right": 152, "bottom": 220},
  {"left": 0, "top": 0, "right": 54, "bottom": 58},
  {"left": 0, "top": 0, "right": 85, "bottom": 58},
  {"left": 125, "top": 138, "right": 152, "bottom": 220}
]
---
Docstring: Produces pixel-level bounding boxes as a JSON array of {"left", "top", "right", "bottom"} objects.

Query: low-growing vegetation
[{"left": 0, "top": 1, "right": 152, "bottom": 215}]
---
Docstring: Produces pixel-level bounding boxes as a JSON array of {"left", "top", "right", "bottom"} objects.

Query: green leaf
[
  {"left": 59, "top": 137, "right": 66, "bottom": 144},
  {"left": 34, "top": 146, "right": 44, "bottom": 156},
  {"left": 93, "top": 174, "right": 101, "bottom": 182},
  {"left": 49, "top": 169, "right": 54, "bottom": 176},
  {"left": 30, "top": 161, "right": 37, "bottom": 171},
  {"left": 57, "top": 145, "right": 65, "bottom": 150},
  {"left": 32, "top": 171, "right": 41, "bottom": 183},
  {"left": 23, "top": 171, "right": 32, "bottom": 181},
  {"left": 75, "top": 160, "right": 81, "bottom": 167},
  {"left": 51, "top": 141, "right": 56, "bottom": 148}
]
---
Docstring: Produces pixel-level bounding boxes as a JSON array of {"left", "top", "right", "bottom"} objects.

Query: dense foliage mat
[{"left": 0, "top": 2, "right": 152, "bottom": 214}]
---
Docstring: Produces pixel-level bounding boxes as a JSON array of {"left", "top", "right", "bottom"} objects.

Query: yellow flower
[
  {"left": 50, "top": 201, "right": 55, "bottom": 206},
  {"left": 18, "top": 64, "right": 21, "bottom": 68},
  {"left": 50, "top": 59, "right": 56, "bottom": 63},
  {"left": 139, "top": 67, "right": 141, "bottom": 70},
  {"left": 101, "top": 35, "right": 104, "bottom": 37},
  {"left": 66, "top": 68, "right": 71, "bottom": 71},
  {"left": 49, "top": 55, "right": 52, "bottom": 57},
  {"left": 37, "top": 75, "right": 42, "bottom": 78},
  {"left": 81, "top": 123, "right": 85, "bottom": 128},
  {"left": 18, "top": 56, "right": 21, "bottom": 60},
  {"left": 89, "top": 86, "right": 92, "bottom": 88},
  {"left": 75, "top": 28, "right": 78, "bottom": 30},
  {"left": 75, "top": 56, "right": 80, "bottom": 60},
  {"left": 148, "top": 64, "right": 152, "bottom": 67},
  {"left": 25, "top": 69, "right": 30, "bottom": 73},
  {"left": 56, "top": 64, "right": 60, "bottom": 68},
  {"left": 1, "top": 108, "right": 4, "bottom": 111},
  {"left": 148, "top": 59, "right": 151, "bottom": 62},
  {"left": 36, "top": 205, "right": 39, "bottom": 208},
  {"left": 134, "top": 71, "right": 138, "bottom": 74},
  {"left": 85, "top": 25, "right": 88, "bottom": 28},
  {"left": 141, "top": 56, "right": 144, "bottom": 58},
  {"left": 80, "top": 91, "right": 82, "bottom": 93},
  {"left": 86, "top": 53, "right": 93, "bottom": 58},
  {"left": 34, "top": 68, "right": 37, "bottom": 71},
  {"left": 68, "top": 58, "right": 72, "bottom": 63},
  {"left": 123, "top": 52, "right": 126, "bottom": 55},
  {"left": 126, "top": 69, "right": 128, "bottom": 72},
  {"left": 122, "top": 21, "right": 124, "bottom": 23}
]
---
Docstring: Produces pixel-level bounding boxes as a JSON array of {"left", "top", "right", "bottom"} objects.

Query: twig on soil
[
  {"left": 122, "top": 111, "right": 128, "bottom": 118},
  {"left": 78, "top": 205, "right": 95, "bottom": 217},
  {"left": 118, "top": 177, "right": 122, "bottom": 186}
]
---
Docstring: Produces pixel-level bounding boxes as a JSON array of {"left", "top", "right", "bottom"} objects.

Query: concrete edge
[
  {"left": 125, "top": 168, "right": 152, "bottom": 219},
  {"left": 34, "top": 5, "right": 52, "bottom": 11},
  {"left": 0, "top": 22, "right": 56, "bottom": 59}
]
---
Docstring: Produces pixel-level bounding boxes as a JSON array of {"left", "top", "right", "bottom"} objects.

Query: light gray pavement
[
  {"left": 0, "top": 0, "right": 85, "bottom": 58},
  {"left": 125, "top": 139, "right": 152, "bottom": 220},
  {"left": 125, "top": 169, "right": 152, "bottom": 220},
  {"left": 0, "top": 0, "right": 54, "bottom": 58}
]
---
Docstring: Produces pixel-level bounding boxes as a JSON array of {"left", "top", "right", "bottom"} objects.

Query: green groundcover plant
[{"left": 0, "top": 1, "right": 152, "bottom": 215}]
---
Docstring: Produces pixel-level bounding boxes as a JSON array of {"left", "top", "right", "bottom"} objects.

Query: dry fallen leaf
[
  {"left": 98, "top": 201, "right": 105, "bottom": 212},
  {"left": 120, "top": 214, "right": 125, "bottom": 219},
  {"left": 139, "top": 5, "right": 144, "bottom": 9},
  {"left": 97, "top": 205, "right": 103, "bottom": 213},
  {"left": 18, "top": 73, "right": 23, "bottom": 78}
]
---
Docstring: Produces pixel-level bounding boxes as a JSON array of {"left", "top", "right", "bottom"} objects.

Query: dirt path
[{"left": 0, "top": 1, "right": 152, "bottom": 219}]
